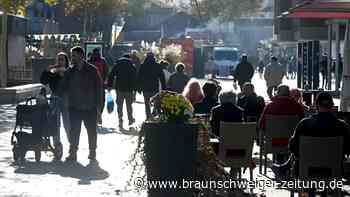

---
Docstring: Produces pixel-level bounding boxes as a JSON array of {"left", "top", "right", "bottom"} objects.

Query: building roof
[{"left": 280, "top": 0, "right": 350, "bottom": 19}]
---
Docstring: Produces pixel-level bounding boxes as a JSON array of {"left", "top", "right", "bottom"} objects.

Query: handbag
[{"left": 106, "top": 92, "right": 114, "bottom": 114}]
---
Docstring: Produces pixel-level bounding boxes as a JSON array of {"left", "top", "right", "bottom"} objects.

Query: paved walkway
[
  {"left": 0, "top": 93, "right": 146, "bottom": 197},
  {"left": 0, "top": 74, "right": 346, "bottom": 197}
]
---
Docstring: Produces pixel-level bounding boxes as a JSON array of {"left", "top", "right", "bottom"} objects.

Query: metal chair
[
  {"left": 219, "top": 122, "right": 256, "bottom": 181},
  {"left": 290, "top": 136, "right": 343, "bottom": 197},
  {"left": 259, "top": 115, "right": 300, "bottom": 175}
]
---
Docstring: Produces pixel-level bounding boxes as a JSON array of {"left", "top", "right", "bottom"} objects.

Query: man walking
[
  {"left": 137, "top": 52, "right": 166, "bottom": 119},
  {"left": 107, "top": 54, "right": 136, "bottom": 129},
  {"left": 264, "top": 56, "right": 285, "bottom": 99},
  {"left": 63, "top": 46, "right": 103, "bottom": 162},
  {"left": 232, "top": 54, "right": 254, "bottom": 91}
]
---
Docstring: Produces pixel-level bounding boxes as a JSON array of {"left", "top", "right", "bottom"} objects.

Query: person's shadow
[
  {"left": 97, "top": 126, "right": 139, "bottom": 136},
  {"left": 14, "top": 160, "right": 109, "bottom": 185}
]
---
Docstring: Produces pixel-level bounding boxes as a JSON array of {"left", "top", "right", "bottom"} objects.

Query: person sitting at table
[
  {"left": 289, "top": 88, "right": 310, "bottom": 112},
  {"left": 274, "top": 92, "right": 350, "bottom": 192},
  {"left": 237, "top": 82, "right": 265, "bottom": 122},
  {"left": 259, "top": 85, "right": 305, "bottom": 130},
  {"left": 258, "top": 85, "right": 305, "bottom": 164},
  {"left": 289, "top": 92, "right": 350, "bottom": 168},
  {"left": 182, "top": 78, "right": 204, "bottom": 105},
  {"left": 210, "top": 91, "right": 243, "bottom": 153},
  {"left": 194, "top": 81, "right": 219, "bottom": 114}
]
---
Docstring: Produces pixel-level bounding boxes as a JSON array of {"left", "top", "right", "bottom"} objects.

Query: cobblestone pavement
[{"left": 0, "top": 74, "right": 346, "bottom": 197}]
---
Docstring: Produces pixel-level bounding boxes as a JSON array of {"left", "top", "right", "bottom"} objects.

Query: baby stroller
[{"left": 11, "top": 96, "right": 62, "bottom": 162}]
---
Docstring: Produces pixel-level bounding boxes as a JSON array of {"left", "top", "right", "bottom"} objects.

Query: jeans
[
  {"left": 116, "top": 91, "right": 134, "bottom": 122},
  {"left": 143, "top": 91, "right": 157, "bottom": 119},
  {"left": 68, "top": 108, "right": 97, "bottom": 154},
  {"left": 50, "top": 95, "right": 70, "bottom": 145}
]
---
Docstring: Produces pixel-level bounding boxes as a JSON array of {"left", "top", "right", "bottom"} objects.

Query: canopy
[{"left": 280, "top": 0, "right": 350, "bottom": 19}]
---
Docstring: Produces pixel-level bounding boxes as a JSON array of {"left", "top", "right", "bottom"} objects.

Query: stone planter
[{"left": 143, "top": 122, "right": 198, "bottom": 197}]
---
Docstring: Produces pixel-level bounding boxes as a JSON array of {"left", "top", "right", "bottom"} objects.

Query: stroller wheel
[{"left": 34, "top": 149, "right": 41, "bottom": 162}]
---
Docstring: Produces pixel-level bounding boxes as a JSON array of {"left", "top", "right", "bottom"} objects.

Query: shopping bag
[{"left": 106, "top": 92, "right": 114, "bottom": 114}]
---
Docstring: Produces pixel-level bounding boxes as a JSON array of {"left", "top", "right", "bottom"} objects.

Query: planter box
[{"left": 143, "top": 122, "right": 198, "bottom": 197}]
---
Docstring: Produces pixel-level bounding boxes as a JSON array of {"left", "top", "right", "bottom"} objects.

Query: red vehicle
[{"left": 160, "top": 37, "right": 194, "bottom": 75}]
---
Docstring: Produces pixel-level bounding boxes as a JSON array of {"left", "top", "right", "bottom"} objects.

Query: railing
[{"left": 8, "top": 66, "right": 32, "bottom": 84}]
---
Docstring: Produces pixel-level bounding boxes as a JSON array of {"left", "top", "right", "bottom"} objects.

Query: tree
[
  {"left": 63, "top": 0, "right": 178, "bottom": 41},
  {"left": 64, "top": 0, "right": 128, "bottom": 41},
  {"left": 0, "top": 0, "right": 57, "bottom": 15},
  {"left": 190, "top": 0, "right": 262, "bottom": 23}
]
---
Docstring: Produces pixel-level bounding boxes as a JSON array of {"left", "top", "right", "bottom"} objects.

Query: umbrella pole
[
  {"left": 340, "top": 20, "right": 350, "bottom": 112},
  {"left": 328, "top": 23, "right": 333, "bottom": 91},
  {"left": 336, "top": 24, "right": 340, "bottom": 91}
]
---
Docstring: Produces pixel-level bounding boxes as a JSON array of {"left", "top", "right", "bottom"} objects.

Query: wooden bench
[{"left": 0, "top": 83, "right": 44, "bottom": 104}]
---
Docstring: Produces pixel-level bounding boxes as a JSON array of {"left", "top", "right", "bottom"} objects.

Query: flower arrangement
[
  {"left": 151, "top": 91, "right": 194, "bottom": 123},
  {"left": 160, "top": 44, "right": 183, "bottom": 66}
]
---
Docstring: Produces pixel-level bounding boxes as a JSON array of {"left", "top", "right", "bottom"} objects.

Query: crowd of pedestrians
[{"left": 39, "top": 47, "right": 350, "bottom": 197}]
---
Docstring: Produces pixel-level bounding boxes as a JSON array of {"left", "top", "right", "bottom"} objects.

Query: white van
[{"left": 212, "top": 47, "right": 239, "bottom": 76}]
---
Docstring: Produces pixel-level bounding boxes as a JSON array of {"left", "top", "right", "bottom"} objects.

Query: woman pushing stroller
[{"left": 40, "top": 52, "right": 70, "bottom": 161}]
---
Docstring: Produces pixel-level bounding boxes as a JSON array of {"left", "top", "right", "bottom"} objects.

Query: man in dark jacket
[
  {"left": 237, "top": 83, "right": 265, "bottom": 122},
  {"left": 108, "top": 54, "right": 136, "bottom": 129},
  {"left": 233, "top": 54, "right": 255, "bottom": 91},
  {"left": 167, "top": 62, "right": 190, "bottom": 93},
  {"left": 137, "top": 53, "right": 166, "bottom": 119},
  {"left": 63, "top": 46, "right": 103, "bottom": 162},
  {"left": 210, "top": 91, "right": 243, "bottom": 137},
  {"left": 274, "top": 92, "right": 350, "bottom": 187},
  {"left": 289, "top": 92, "right": 350, "bottom": 158},
  {"left": 210, "top": 91, "right": 243, "bottom": 154}
]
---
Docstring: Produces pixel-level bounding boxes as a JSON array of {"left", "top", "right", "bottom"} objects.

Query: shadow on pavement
[
  {"left": 119, "top": 127, "right": 139, "bottom": 136},
  {"left": 97, "top": 126, "right": 119, "bottom": 134},
  {"left": 13, "top": 160, "right": 109, "bottom": 183},
  {"left": 97, "top": 126, "right": 140, "bottom": 136}
]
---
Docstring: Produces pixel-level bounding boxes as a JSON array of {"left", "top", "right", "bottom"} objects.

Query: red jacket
[{"left": 258, "top": 96, "right": 305, "bottom": 129}]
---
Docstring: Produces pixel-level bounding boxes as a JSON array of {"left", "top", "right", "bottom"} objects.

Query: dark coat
[
  {"left": 167, "top": 72, "right": 190, "bottom": 93},
  {"left": 137, "top": 58, "right": 166, "bottom": 93},
  {"left": 62, "top": 61, "right": 103, "bottom": 111},
  {"left": 233, "top": 60, "right": 254, "bottom": 85},
  {"left": 40, "top": 71, "right": 64, "bottom": 95},
  {"left": 289, "top": 112, "right": 350, "bottom": 158},
  {"left": 237, "top": 93, "right": 265, "bottom": 121},
  {"left": 194, "top": 97, "right": 219, "bottom": 115},
  {"left": 210, "top": 103, "right": 244, "bottom": 136},
  {"left": 107, "top": 57, "right": 137, "bottom": 92}
]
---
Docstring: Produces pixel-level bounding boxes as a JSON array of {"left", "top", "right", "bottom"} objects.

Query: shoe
[
  {"left": 88, "top": 150, "right": 96, "bottom": 160},
  {"left": 65, "top": 153, "right": 77, "bottom": 162},
  {"left": 128, "top": 118, "right": 135, "bottom": 125}
]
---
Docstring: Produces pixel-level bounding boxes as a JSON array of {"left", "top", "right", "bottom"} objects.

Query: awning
[{"left": 279, "top": 0, "right": 350, "bottom": 19}]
